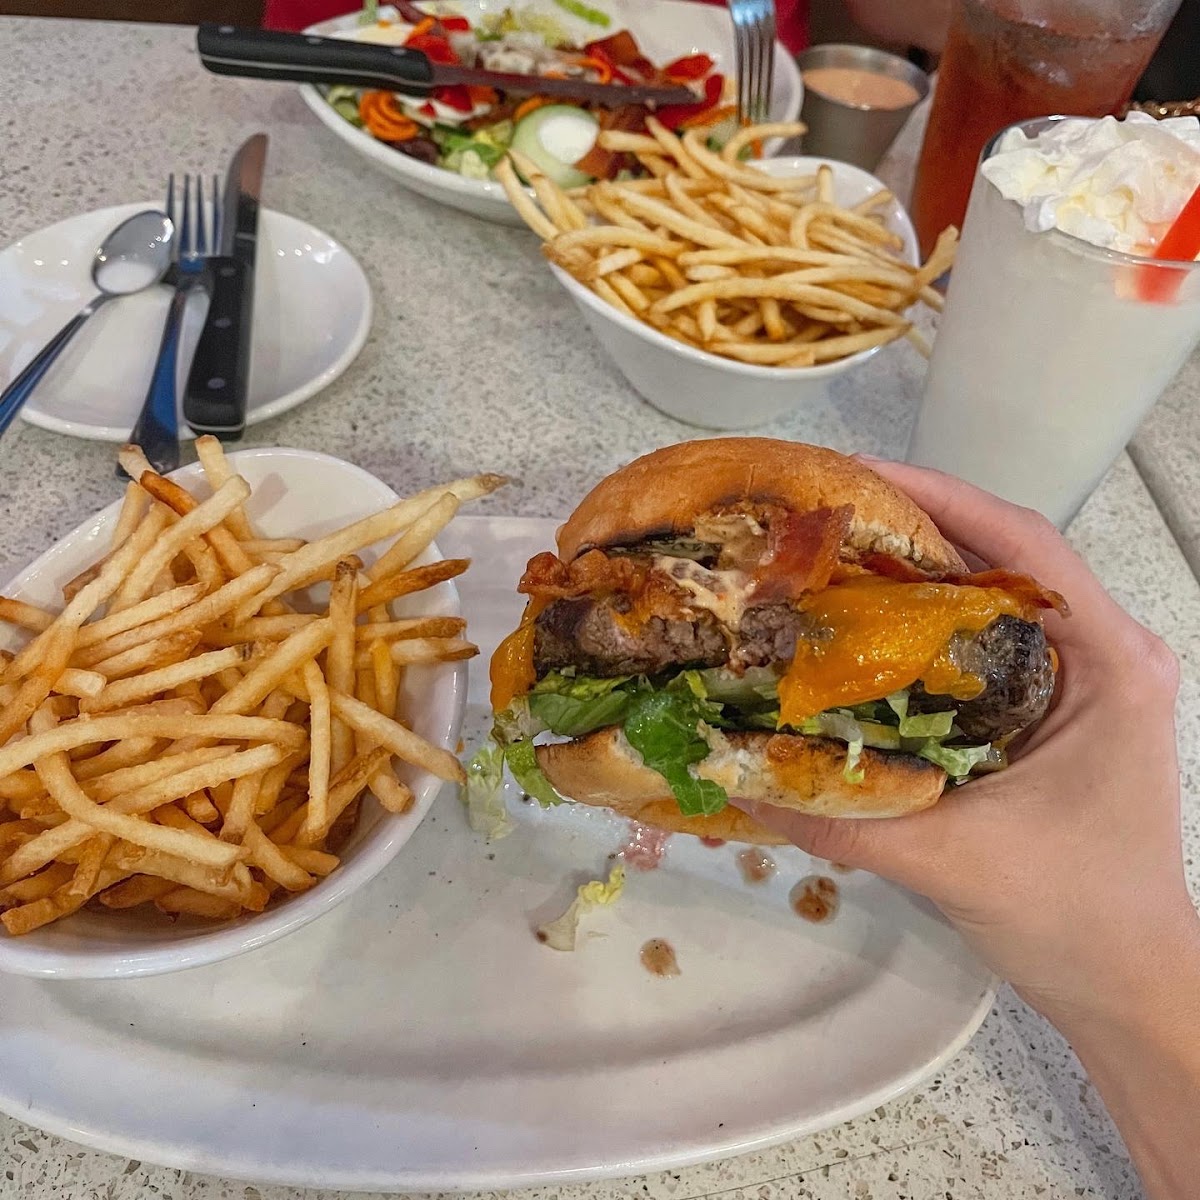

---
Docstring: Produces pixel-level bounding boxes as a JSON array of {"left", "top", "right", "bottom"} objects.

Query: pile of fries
[
  {"left": 497, "top": 118, "right": 957, "bottom": 367},
  {"left": 0, "top": 438, "right": 503, "bottom": 935}
]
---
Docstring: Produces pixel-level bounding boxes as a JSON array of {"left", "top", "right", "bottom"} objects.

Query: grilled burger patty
[{"left": 533, "top": 597, "right": 1055, "bottom": 742}]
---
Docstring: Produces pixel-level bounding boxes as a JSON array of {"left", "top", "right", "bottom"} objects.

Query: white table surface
[{"left": 0, "top": 18, "right": 1198, "bottom": 1199}]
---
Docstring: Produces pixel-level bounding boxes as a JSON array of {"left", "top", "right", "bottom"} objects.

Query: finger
[
  {"left": 734, "top": 796, "right": 958, "bottom": 896},
  {"left": 856, "top": 457, "right": 1124, "bottom": 640}
]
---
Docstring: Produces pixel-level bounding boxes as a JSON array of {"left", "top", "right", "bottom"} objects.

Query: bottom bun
[{"left": 536, "top": 728, "right": 948, "bottom": 844}]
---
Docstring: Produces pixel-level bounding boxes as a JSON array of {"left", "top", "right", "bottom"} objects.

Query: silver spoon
[{"left": 0, "top": 209, "right": 175, "bottom": 437}]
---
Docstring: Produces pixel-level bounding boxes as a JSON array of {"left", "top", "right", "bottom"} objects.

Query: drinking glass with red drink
[{"left": 910, "top": 0, "right": 1181, "bottom": 257}]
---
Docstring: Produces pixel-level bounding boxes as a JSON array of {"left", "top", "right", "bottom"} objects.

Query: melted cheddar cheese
[
  {"left": 490, "top": 596, "right": 547, "bottom": 711},
  {"left": 780, "top": 576, "right": 1028, "bottom": 724}
]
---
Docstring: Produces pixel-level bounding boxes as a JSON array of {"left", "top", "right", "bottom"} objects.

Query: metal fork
[
  {"left": 729, "top": 0, "right": 776, "bottom": 126},
  {"left": 125, "top": 173, "right": 218, "bottom": 476}
]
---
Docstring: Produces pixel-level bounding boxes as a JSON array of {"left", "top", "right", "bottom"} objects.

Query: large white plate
[
  {"left": 299, "top": 0, "right": 803, "bottom": 226},
  {"left": 0, "top": 448, "right": 464, "bottom": 978},
  {"left": 0, "top": 516, "right": 994, "bottom": 1189},
  {"left": 0, "top": 205, "right": 371, "bottom": 441}
]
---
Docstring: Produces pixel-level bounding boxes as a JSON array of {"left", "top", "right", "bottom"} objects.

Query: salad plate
[
  {"left": 299, "top": 0, "right": 804, "bottom": 225},
  {"left": 0, "top": 516, "right": 994, "bottom": 1190},
  {"left": 0, "top": 205, "right": 371, "bottom": 442}
]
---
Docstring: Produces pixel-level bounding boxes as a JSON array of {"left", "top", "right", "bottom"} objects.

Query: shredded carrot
[
  {"left": 680, "top": 103, "right": 736, "bottom": 130},
  {"left": 513, "top": 95, "right": 559, "bottom": 122},
  {"left": 572, "top": 54, "right": 613, "bottom": 84},
  {"left": 359, "top": 91, "right": 420, "bottom": 142},
  {"left": 467, "top": 84, "right": 499, "bottom": 106}
]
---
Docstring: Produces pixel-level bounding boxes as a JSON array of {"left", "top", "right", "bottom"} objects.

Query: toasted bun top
[{"left": 556, "top": 438, "right": 966, "bottom": 574}]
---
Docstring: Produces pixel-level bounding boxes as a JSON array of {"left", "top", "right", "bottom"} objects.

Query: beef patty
[
  {"left": 533, "top": 597, "right": 809, "bottom": 677},
  {"left": 533, "top": 594, "right": 1055, "bottom": 742},
  {"left": 908, "top": 615, "right": 1056, "bottom": 742}
]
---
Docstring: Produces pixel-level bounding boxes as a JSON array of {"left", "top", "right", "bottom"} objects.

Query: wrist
[{"left": 1027, "top": 903, "right": 1200, "bottom": 1049}]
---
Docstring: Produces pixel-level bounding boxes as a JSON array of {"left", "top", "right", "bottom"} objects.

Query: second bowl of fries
[
  {"left": 0, "top": 443, "right": 499, "bottom": 978},
  {"left": 499, "top": 120, "right": 957, "bottom": 429}
]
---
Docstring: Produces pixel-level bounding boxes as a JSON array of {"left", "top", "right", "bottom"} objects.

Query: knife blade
[
  {"left": 197, "top": 24, "right": 699, "bottom": 108},
  {"left": 183, "top": 133, "right": 267, "bottom": 439}
]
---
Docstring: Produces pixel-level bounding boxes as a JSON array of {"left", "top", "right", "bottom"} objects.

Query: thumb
[{"left": 732, "top": 798, "right": 950, "bottom": 893}]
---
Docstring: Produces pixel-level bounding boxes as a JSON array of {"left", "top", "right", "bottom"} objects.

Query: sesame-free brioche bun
[
  {"left": 536, "top": 728, "right": 948, "bottom": 844},
  {"left": 555, "top": 438, "right": 966, "bottom": 574}
]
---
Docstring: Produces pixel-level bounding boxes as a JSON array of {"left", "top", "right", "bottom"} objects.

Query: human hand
[{"left": 734, "top": 461, "right": 1200, "bottom": 1030}]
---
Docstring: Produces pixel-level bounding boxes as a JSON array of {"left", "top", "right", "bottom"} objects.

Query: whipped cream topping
[{"left": 981, "top": 113, "right": 1200, "bottom": 256}]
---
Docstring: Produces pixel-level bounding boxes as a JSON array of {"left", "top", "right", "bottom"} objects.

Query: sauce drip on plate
[
  {"left": 619, "top": 821, "right": 671, "bottom": 870},
  {"left": 790, "top": 875, "right": 840, "bottom": 923},
  {"left": 640, "top": 938, "right": 680, "bottom": 977},
  {"left": 738, "top": 848, "right": 777, "bottom": 884}
]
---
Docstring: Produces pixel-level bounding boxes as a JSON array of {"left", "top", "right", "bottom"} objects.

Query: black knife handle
[
  {"left": 197, "top": 23, "right": 435, "bottom": 94},
  {"left": 184, "top": 256, "right": 252, "bottom": 439}
]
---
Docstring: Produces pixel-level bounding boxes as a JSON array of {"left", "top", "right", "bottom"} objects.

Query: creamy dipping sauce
[{"left": 803, "top": 67, "right": 920, "bottom": 111}]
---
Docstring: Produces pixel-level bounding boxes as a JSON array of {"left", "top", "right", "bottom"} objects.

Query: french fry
[
  {"left": 194, "top": 436, "right": 256, "bottom": 541},
  {"left": 0, "top": 449, "right": 489, "bottom": 934},
  {"left": 98, "top": 874, "right": 176, "bottom": 909},
  {"left": 109, "top": 477, "right": 251, "bottom": 612}
]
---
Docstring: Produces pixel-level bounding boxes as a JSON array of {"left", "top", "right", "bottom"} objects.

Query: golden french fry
[
  {"left": 154, "top": 887, "right": 243, "bottom": 920},
  {"left": 194, "top": 435, "right": 256, "bottom": 541},
  {"left": 81, "top": 644, "right": 257, "bottom": 714},
  {"left": 720, "top": 120, "right": 808, "bottom": 164},
  {"left": 297, "top": 659, "right": 331, "bottom": 844},
  {"left": 98, "top": 874, "right": 176, "bottom": 909},
  {"left": 357, "top": 559, "right": 468, "bottom": 613},
  {"left": 0, "top": 597, "right": 55, "bottom": 633},
  {"left": 109, "top": 477, "right": 251, "bottom": 612},
  {"left": 496, "top": 155, "right": 558, "bottom": 239},
  {"left": 327, "top": 691, "right": 464, "bottom": 784},
  {"left": 369, "top": 493, "right": 460, "bottom": 581}
]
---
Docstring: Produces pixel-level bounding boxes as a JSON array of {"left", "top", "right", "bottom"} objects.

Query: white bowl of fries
[
  {"left": 0, "top": 443, "right": 501, "bottom": 979},
  {"left": 500, "top": 121, "right": 957, "bottom": 428}
]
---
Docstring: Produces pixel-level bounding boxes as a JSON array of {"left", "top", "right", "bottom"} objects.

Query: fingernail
[{"left": 853, "top": 452, "right": 886, "bottom": 463}]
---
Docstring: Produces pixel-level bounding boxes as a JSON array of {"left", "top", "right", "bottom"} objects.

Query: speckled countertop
[{"left": 0, "top": 18, "right": 1198, "bottom": 1200}]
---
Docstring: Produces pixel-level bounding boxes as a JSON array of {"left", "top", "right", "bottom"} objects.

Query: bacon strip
[
  {"left": 518, "top": 549, "right": 649, "bottom": 600},
  {"left": 751, "top": 505, "right": 853, "bottom": 604},
  {"left": 861, "top": 552, "right": 1068, "bottom": 615}
]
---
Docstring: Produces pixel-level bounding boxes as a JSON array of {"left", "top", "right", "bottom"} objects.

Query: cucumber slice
[{"left": 510, "top": 105, "right": 600, "bottom": 189}]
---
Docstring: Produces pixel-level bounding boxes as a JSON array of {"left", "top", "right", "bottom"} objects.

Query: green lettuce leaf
[
  {"left": 461, "top": 742, "right": 515, "bottom": 841},
  {"left": 503, "top": 739, "right": 562, "bottom": 807},
  {"left": 688, "top": 665, "right": 782, "bottom": 707},
  {"left": 887, "top": 690, "right": 955, "bottom": 739},
  {"left": 623, "top": 691, "right": 728, "bottom": 816},
  {"left": 916, "top": 741, "right": 999, "bottom": 780},
  {"left": 528, "top": 671, "right": 636, "bottom": 736},
  {"left": 537, "top": 865, "right": 625, "bottom": 951}
]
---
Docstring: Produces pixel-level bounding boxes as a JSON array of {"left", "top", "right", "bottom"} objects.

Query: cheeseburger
[{"left": 486, "top": 439, "right": 1066, "bottom": 845}]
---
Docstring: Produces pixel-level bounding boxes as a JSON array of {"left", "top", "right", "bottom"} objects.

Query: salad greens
[{"left": 465, "top": 660, "right": 1001, "bottom": 833}]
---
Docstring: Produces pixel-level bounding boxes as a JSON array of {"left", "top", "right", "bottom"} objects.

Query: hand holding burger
[{"left": 489, "top": 439, "right": 1064, "bottom": 842}]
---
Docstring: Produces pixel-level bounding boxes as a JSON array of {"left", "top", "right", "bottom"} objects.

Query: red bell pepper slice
[
  {"left": 433, "top": 83, "right": 474, "bottom": 112},
  {"left": 439, "top": 15, "right": 471, "bottom": 31},
  {"left": 406, "top": 32, "right": 459, "bottom": 65},
  {"left": 663, "top": 52, "right": 714, "bottom": 82},
  {"left": 654, "top": 73, "right": 723, "bottom": 129}
]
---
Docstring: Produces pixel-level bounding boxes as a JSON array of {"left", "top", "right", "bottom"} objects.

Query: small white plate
[
  {"left": 0, "top": 448, "right": 464, "bottom": 979},
  {"left": 0, "top": 515, "right": 995, "bottom": 1188},
  {"left": 0, "top": 205, "right": 372, "bottom": 441},
  {"left": 299, "top": 0, "right": 803, "bottom": 226}
]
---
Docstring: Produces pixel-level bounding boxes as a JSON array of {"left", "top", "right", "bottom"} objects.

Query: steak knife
[
  {"left": 196, "top": 24, "right": 699, "bottom": 107},
  {"left": 183, "top": 132, "right": 267, "bottom": 438}
]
